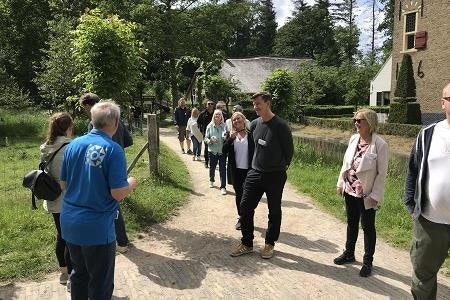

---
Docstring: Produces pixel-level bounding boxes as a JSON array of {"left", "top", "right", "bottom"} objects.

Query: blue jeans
[
  {"left": 191, "top": 136, "right": 201, "bottom": 157},
  {"left": 67, "top": 242, "right": 116, "bottom": 300},
  {"left": 115, "top": 206, "right": 129, "bottom": 247},
  {"left": 209, "top": 152, "right": 226, "bottom": 188}
]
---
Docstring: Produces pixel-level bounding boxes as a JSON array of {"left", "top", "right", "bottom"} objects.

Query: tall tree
[
  {"left": 0, "top": 0, "right": 50, "bottom": 103},
  {"left": 274, "top": 2, "right": 340, "bottom": 66},
  {"left": 73, "top": 9, "right": 144, "bottom": 102},
  {"left": 332, "top": 0, "right": 359, "bottom": 63},
  {"left": 253, "top": 0, "right": 277, "bottom": 55},
  {"left": 378, "top": 0, "right": 394, "bottom": 58}
]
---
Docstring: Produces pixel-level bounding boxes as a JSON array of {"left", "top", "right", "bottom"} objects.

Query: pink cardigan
[{"left": 336, "top": 133, "right": 389, "bottom": 208}]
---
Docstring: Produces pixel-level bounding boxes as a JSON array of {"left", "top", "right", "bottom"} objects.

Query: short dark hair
[
  {"left": 80, "top": 93, "right": 100, "bottom": 106},
  {"left": 251, "top": 91, "right": 271, "bottom": 102}
]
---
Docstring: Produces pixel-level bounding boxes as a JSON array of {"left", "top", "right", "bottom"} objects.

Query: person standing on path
[
  {"left": 405, "top": 83, "right": 450, "bottom": 299},
  {"left": 40, "top": 112, "right": 73, "bottom": 285},
  {"left": 204, "top": 109, "right": 227, "bottom": 195},
  {"left": 335, "top": 109, "right": 389, "bottom": 277},
  {"left": 223, "top": 111, "right": 255, "bottom": 230},
  {"left": 60, "top": 100, "right": 138, "bottom": 299},
  {"left": 186, "top": 107, "right": 203, "bottom": 161},
  {"left": 174, "top": 97, "right": 191, "bottom": 154},
  {"left": 198, "top": 100, "right": 215, "bottom": 168},
  {"left": 80, "top": 93, "right": 133, "bottom": 253},
  {"left": 230, "top": 91, "right": 293, "bottom": 259}
]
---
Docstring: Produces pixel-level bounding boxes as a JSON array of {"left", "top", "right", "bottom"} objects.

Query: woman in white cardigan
[{"left": 334, "top": 108, "right": 389, "bottom": 277}]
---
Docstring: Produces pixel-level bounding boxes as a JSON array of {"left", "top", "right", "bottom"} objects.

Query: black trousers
[
  {"left": 344, "top": 193, "right": 376, "bottom": 265},
  {"left": 52, "top": 213, "right": 72, "bottom": 273},
  {"left": 203, "top": 142, "right": 209, "bottom": 166},
  {"left": 232, "top": 168, "right": 249, "bottom": 217},
  {"left": 240, "top": 169, "right": 287, "bottom": 247}
]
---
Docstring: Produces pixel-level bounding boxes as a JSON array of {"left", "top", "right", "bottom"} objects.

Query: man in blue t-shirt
[{"left": 60, "top": 100, "right": 138, "bottom": 299}]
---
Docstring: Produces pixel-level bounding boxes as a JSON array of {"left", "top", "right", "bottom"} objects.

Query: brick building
[{"left": 391, "top": 0, "right": 450, "bottom": 115}]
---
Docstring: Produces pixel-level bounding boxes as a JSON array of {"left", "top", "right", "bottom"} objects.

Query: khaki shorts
[{"left": 177, "top": 126, "right": 187, "bottom": 142}]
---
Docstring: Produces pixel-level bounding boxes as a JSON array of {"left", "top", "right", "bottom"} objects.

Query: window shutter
[{"left": 415, "top": 31, "right": 427, "bottom": 49}]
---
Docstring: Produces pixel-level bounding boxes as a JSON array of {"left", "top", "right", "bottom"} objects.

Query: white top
[
  {"left": 186, "top": 117, "right": 197, "bottom": 137},
  {"left": 234, "top": 134, "right": 249, "bottom": 169},
  {"left": 423, "top": 120, "right": 450, "bottom": 224}
]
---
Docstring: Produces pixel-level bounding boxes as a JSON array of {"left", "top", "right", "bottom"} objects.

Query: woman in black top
[{"left": 223, "top": 112, "right": 255, "bottom": 230}]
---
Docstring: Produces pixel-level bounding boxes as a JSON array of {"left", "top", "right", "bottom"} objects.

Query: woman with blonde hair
[
  {"left": 335, "top": 108, "right": 389, "bottom": 277},
  {"left": 40, "top": 112, "right": 73, "bottom": 285},
  {"left": 204, "top": 109, "right": 227, "bottom": 195},
  {"left": 223, "top": 112, "right": 255, "bottom": 229}
]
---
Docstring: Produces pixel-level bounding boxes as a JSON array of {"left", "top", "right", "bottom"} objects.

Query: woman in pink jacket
[{"left": 335, "top": 108, "right": 389, "bottom": 277}]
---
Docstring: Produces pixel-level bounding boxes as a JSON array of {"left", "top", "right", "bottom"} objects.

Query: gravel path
[{"left": 1, "top": 127, "right": 449, "bottom": 299}]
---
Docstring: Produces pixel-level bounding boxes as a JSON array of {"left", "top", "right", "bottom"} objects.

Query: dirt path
[{"left": 1, "top": 127, "right": 449, "bottom": 299}]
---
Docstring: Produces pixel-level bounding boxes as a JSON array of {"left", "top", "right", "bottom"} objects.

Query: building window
[
  {"left": 383, "top": 91, "right": 390, "bottom": 105},
  {"left": 403, "top": 12, "right": 418, "bottom": 51},
  {"left": 376, "top": 91, "right": 390, "bottom": 106}
]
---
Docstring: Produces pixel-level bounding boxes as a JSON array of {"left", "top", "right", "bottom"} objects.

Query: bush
[
  {"left": 406, "top": 102, "right": 422, "bottom": 125},
  {"left": 394, "top": 54, "right": 416, "bottom": 103},
  {"left": 262, "top": 68, "right": 294, "bottom": 120},
  {"left": 388, "top": 102, "right": 407, "bottom": 124},
  {"left": 303, "top": 116, "right": 422, "bottom": 137},
  {"left": 297, "top": 105, "right": 390, "bottom": 117}
]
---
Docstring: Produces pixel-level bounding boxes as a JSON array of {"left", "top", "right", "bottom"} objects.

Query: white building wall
[{"left": 369, "top": 55, "right": 392, "bottom": 106}]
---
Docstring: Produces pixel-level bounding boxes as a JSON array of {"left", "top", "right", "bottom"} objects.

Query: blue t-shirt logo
[{"left": 86, "top": 144, "right": 106, "bottom": 167}]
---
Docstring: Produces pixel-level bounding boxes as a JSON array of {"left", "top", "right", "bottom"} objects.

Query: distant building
[
  {"left": 219, "top": 57, "right": 309, "bottom": 95},
  {"left": 370, "top": 55, "right": 392, "bottom": 107},
  {"left": 391, "top": 0, "right": 450, "bottom": 115}
]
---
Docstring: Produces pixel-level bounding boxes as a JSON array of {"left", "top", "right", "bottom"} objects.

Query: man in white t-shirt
[{"left": 404, "top": 82, "right": 450, "bottom": 299}]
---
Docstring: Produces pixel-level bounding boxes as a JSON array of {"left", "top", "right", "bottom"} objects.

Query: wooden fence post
[{"left": 147, "top": 114, "right": 159, "bottom": 175}]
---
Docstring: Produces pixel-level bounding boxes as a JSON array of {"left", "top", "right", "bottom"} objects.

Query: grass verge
[
  {"left": 0, "top": 134, "right": 190, "bottom": 281},
  {"left": 287, "top": 143, "right": 449, "bottom": 275}
]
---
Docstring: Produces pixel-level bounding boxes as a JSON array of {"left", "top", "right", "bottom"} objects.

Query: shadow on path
[
  {"left": 254, "top": 226, "right": 339, "bottom": 254},
  {"left": 260, "top": 196, "right": 312, "bottom": 210}
]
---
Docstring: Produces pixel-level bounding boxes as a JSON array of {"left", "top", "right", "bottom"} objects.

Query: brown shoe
[
  {"left": 260, "top": 244, "right": 274, "bottom": 259},
  {"left": 230, "top": 243, "right": 253, "bottom": 257}
]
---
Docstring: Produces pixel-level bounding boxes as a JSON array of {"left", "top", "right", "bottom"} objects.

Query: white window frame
[{"left": 402, "top": 11, "right": 418, "bottom": 53}]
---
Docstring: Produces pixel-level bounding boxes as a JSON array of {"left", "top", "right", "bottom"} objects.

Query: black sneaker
[
  {"left": 359, "top": 264, "right": 372, "bottom": 277},
  {"left": 333, "top": 252, "right": 355, "bottom": 265},
  {"left": 187, "top": 149, "right": 193, "bottom": 155}
]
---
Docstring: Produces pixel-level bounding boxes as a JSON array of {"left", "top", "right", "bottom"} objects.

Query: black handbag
[{"left": 22, "top": 142, "right": 69, "bottom": 210}]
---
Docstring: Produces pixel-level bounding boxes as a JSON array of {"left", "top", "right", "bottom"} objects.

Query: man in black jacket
[
  {"left": 404, "top": 83, "right": 450, "bottom": 299},
  {"left": 173, "top": 97, "right": 191, "bottom": 154},
  {"left": 230, "top": 92, "right": 293, "bottom": 259}
]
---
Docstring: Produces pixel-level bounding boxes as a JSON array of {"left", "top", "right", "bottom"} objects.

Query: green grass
[
  {"left": 0, "top": 134, "right": 190, "bottom": 281},
  {"left": 287, "top": 143, "right": 449, "bottom": 274}
]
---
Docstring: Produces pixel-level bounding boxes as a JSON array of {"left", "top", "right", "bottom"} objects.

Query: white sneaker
[
  {"left": 66, "top": 279, "right": 71, "bottom": 293},
  {"left": 221, "top": 188, "right": 227, "bottom": 195},
  {"left": 196, "top": 156, "right": 201, "bottom": 161},
  {"left": 209, "top": 181, "right": 214, "bottom": 188}
]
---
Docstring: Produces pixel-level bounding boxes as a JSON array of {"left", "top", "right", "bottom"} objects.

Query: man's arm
[
  {"left": 279, "top": 121, "right": 294, "bottom": 168},
  {"left": 404, "top": 136, "right": 420, "bottom": 214},
  {"left": 111, "top": 177, "right": 138, "bottom": 201}
]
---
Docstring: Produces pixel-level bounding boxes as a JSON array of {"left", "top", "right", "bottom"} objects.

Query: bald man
[{"left": 404, "top": 83, "right": 450, "bottom": 299}]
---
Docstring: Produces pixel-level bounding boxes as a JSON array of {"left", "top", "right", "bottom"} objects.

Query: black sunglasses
[
  {"left": 207, "top": 103, "right": 214, "bottom": 106},
  {"left": 443, "top": 97, "right": 450, "bottom": 101},
  {"left": 353, "top": 118, "right": 365, "bottom": 124}
]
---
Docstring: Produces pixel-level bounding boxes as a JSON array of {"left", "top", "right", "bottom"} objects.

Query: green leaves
[{"left": 73, "top": 9, "right": 144, "bottom": 103}]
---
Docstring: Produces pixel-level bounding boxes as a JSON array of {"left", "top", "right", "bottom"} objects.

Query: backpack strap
[
  {"left": 31, "top": 193, "right": 37, "bottom": 210},
  {"left": 41, "top": 142, "right": 70, "bottom": 170}
]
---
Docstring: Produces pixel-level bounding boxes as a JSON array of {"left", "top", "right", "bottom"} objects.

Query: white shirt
[
  {"left": 234, "top": 134, "right": 249, "bottom": 169},
  {"left": 423, "top": 120, "right": 450, "bottom": 224}
]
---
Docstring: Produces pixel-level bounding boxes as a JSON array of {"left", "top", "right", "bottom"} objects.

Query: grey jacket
[
  {"left": 39, "top": 136, "right": 71, "bottom": 213},
  {"left": 404, "top": 123, "right": 436, "bottom": 219}
]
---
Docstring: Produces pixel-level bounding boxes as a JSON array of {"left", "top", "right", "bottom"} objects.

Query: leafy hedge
[
  {"left": 389, "top": 102, "right": 421, "bottom": 125},
  {"left": 303, "top": 116, "right": 422, "bottom": 137},
  {"left": 299, "top": 105, "right": 390, "bottom": 117}
]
